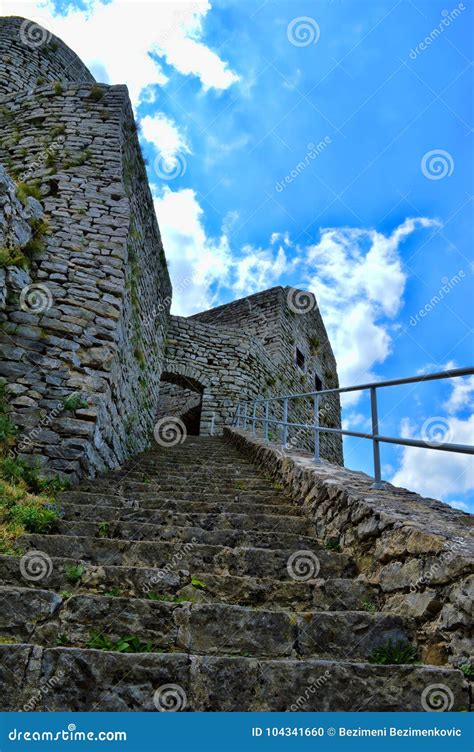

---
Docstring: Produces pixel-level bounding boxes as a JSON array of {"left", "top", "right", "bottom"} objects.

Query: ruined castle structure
[
  {"left": 0, "top": 17, "right": 341, "bottom": 481},
  {"left": 158, "top": 288, "right": 342, "bottom": 460}
]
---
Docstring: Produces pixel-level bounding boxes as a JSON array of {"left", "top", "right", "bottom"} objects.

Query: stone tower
[{"left": 0, "top": 16, "right": 342, "bottom": 479}]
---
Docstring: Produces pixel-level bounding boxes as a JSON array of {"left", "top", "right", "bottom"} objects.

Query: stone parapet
[{"left": 224, "top": 427, "right": 473, "bottom": 668}]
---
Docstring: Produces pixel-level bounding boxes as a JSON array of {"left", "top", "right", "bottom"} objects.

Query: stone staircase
[{"left": 0, "top": 437, "right": 469, "bottom": 711}]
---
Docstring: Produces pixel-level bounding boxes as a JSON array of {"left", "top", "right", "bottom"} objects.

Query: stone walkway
[{"left": 0, "top": 437, "right": 469, "bottom": 711}]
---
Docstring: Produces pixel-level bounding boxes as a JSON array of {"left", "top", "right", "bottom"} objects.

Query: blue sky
[{"left": 7, "top": 0, "right": 473, "bottom": 510}]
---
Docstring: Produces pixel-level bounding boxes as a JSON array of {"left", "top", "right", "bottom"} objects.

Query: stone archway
[{"left": 157, "top": 367, "right": 208, "bottom": 436}]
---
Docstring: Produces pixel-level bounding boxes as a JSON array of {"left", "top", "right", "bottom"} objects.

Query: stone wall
[
  {"left": 0, "top": 16, "right": 94, "bottom": 97},
  {"left": 162, "top": 314, "right": 278, "bottom": 436},
  {"left": 0, "top": 17, "right": 171, "bottom": 480},
  {"left": 156, "top": 382, "right": 201, "bottom": 423},
  {"left": 225, "top": 428, "right": 473, "bottom": 669},
  {"left": 186, "top": 287, "right": 342, "bottom": 463},
  {"left": 0, "top": 16, "right": 342, "bottom": 477}
]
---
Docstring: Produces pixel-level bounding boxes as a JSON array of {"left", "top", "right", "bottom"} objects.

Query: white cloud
[
  {"left": 7, "top": 0, "right": 239, "bottom": 105},
  {"left": 153, "top": 186, "right": 231, "bottom": 316},
  {"left": 140, "top": 113, "right": 190, "bottom": 158},
  {"left": 444, "top": 374, "right": 474, "bottom": 414},
  {"left": 449, "top": 500, "right": 470, "bottom": 512},
  {"left": 342, "top": 412, "right": 371, "bottom": 431},
  {"left": 390, "top": 414, "right": 474, "bottom": 504},
  {"left": 233, "top": 243, "right": 289, "bottom": 295},
  {"left": 302, "top": 217, "right": 440, "bottom": 394},
  {"left": 391, "top": 373, "right": 474, "bottom": 509}
]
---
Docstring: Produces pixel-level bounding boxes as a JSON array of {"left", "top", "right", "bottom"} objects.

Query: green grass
[
  {"left": 63, "top": 148, "right": 92, "bottom": 169},
  {"left": 459, "top": 662, "right": 473, "bottom": 678},
  {"left": 64, "top": 563, "right": 86, "bottom": 585},
  {"left": 0, "top": 382, "right": 65, "bottom": 553},
  {"left": 0, "top": 456, "right": 69, "bottom": 495},
  {"left": 15, "top": 180, "right": 43, "bottom": 204},
  {"left": 368, "top": 640, "right": 418, "bottom": 665},
  {"left": 191, "top": 577, "right": 207, "bottom": 591},
  {"left": 105, "top": 586, "right": 123, "bottom": 598},
  {"left": 324, "top": 538, "right": 341, "bottom": 552},
  {"left": 8, "top": 502, "right": 58, "bottom": 533},
  {"left": 89, "top": 84, "right": 106, "bottom": 101},
  {"left": 87, "top": 631, "right": 155, "bottom": 653},
  {"left": 50, "top": 124, "right": 65, "bottom": 138},
  {"left": 308, "top": 335, "right": 321, "bottom": 355},
  {"left": 361, "top": 600, "right": 377, "bottom": 614},
  {"left": 97, "top": 521, "right": 111, "bottom": 539},
  {"left": 62, "top": 393, "right": 88, "bottom": 412},
  {"left": 235, "top": 480, "right": 249, "bottom": 491}
]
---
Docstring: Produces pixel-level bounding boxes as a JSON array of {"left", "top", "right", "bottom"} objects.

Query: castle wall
[
  {"left": 162, "top": 288, "right": 343, "bottom": 464},
  {"left": 155, "top": 382, "right": 202, "bottom": 425},
  {"left": 0, "top": 25, "right": 171, "bottom": 480},
  {"left": 162, "top": 315, "right": 277, "bottom": 436},
  {"left": 0, "top": 16, "right": 94, "bottom": 97},
  {"left": 190, "top": 287, "right": 342, "bottom": 463},
  {"left": 0, "top": 17, "right": 342, "bottom": 476}
]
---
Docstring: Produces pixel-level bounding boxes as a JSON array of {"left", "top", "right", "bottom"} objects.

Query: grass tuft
[{"left": 368, "top": 639, "right": 418, "bottom": 665}]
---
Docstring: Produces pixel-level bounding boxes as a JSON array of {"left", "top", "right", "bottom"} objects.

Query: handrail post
[
  {"left": 313, "top": 393, "right": 322, "bottom": 463},
  {"left": 243, "top": 402, "right": 248, "bottom": 432},
  {"left": 252, "top": 400, "right": 257, "bottom": 435},
  {"left": 264, "top": 400, "right": 269, "bottom": 441},
  {"left": 370, "top": 386, "right": 384, "bottom": 489},
  {"left": 282, "top": 398, "right": 288, "bottom": 448}
]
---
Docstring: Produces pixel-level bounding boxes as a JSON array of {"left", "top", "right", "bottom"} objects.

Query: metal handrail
[{"left": 232, "top": 367, "right": 474, "bottom": 489}]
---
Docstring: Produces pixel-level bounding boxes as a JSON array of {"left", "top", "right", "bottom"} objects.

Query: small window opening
[
  {"left": 315, "top": 374, "right": 323, "bottom": 392},
  {"left": 295, "top": 347, "right": 305, "bottom": 371}
]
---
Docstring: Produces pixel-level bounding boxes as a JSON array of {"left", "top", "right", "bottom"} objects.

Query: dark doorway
[{"left": 157, "top": 372, "right": 204, "bottom": 436}]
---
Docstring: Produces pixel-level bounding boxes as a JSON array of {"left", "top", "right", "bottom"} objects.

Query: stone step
[
  {"left": 2, "top": 645, "right": 469, "bottom": 711},
  {"left": 58, "top": 491, "right": 301, "bottom": 517},
  {"left": 54, "top": 520, "right": 321, "bottom": 552},
  {"left": 106, "top": 464, "right": 266, "bottom": 478},
  {"left": 78, "top": 479, "right": 280, "bottom": 495},
  {"left": 2, "top": 588, "right": 409, "bottom": 661},
  {"left": 0, "top": 557, "right": 374, "bottom": 612},
  {"left": 59, "top": 503, "right": 312, "bottom": 535},
  {"left": 16, "top": 534, "right": 355, "bottom": 579}
]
